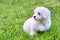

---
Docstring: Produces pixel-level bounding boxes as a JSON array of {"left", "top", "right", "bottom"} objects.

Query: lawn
[{"left": 0, "top": 0, "right": 60, "bottom": 40}]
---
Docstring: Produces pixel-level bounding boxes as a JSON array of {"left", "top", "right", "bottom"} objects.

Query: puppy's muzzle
[{"left": 34, "top": 16, "right": 36, "bottom": 18}]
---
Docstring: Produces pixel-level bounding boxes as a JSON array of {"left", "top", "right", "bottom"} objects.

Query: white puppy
[{"left": 23, "top": 7, "right": 51, "bottom": 35}]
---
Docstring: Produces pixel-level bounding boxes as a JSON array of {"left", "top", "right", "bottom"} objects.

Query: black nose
[{"left": 34, "top": 16, "right": 36, "bottom": 18}]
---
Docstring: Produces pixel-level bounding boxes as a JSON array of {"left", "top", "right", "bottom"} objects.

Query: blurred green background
[{"left": 0, "top": 0, "right": 60, "bottom": 40}]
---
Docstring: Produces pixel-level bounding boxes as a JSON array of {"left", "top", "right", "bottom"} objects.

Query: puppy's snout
[{"left": 34, "top": 16, "right": 36, "bottom": 18}]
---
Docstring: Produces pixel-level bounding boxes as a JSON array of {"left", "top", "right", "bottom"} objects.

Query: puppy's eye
[{"left": 38, "top": 12, "right": 41, "bottom": 15}]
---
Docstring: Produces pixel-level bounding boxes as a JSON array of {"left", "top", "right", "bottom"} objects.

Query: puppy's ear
[{"left": 43, "top": 9, "right": 51, "bottom": 19}]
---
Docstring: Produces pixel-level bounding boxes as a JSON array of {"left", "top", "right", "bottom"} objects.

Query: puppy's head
[{"left": 33, "top": 7, "right": 50, "bottom": 21}]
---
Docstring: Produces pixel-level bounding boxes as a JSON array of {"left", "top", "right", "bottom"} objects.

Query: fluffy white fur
[{"left": 23, "top": 7, "right": 51, "bottom": 35}]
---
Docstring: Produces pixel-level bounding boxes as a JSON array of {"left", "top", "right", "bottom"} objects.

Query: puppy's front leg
[
  {"left": 39, "top": 26, "right": 46, "bottom": 31},
  {"left": 30, "top": 26, "right": 36, "bottom": 35}
]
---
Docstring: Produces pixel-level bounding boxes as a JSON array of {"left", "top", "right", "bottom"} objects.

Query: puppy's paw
[{"left": 30, "top": 32, "right": 36, "bottom": 35}]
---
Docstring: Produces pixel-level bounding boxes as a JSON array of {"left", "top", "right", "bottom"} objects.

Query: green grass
[{"left": 0, "top": 0, "right": 60, "bottom": 40}]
